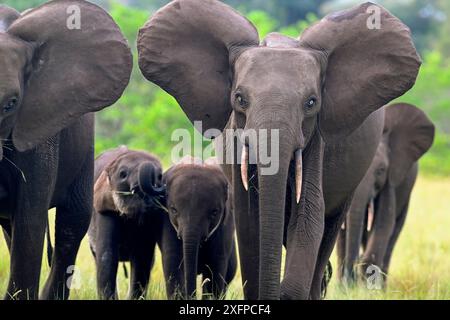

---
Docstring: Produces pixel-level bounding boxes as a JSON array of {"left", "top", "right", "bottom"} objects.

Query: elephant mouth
[
  {"left": 240, "top": 145, "right": 303, "bottom": 203},
  {"left": 112, "top": 188, "right": 164, "bottom": 221}
]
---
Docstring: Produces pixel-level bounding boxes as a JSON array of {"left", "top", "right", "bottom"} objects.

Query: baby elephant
[
  {"left": 88, "top": 146, "right": 165, "bottom": 299},
  {"left": 161, "top": 157, "right": 237, "bottom": 299},
  {"left": 337, "top": 103, "right": 435, "bottom": 286}
]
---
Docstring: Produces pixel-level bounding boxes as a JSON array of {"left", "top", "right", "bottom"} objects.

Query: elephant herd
[{"left": 0, "top": 0, "right": 435, "bottom": 300}]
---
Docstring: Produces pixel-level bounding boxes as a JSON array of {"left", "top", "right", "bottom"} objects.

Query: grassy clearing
[{"left": 0, "top": 176, "right": 449, "bottom": 300}]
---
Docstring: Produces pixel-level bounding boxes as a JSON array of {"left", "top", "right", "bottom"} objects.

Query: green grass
[{"left": 0, "top": 176, "right": 449, "bottom": 300}]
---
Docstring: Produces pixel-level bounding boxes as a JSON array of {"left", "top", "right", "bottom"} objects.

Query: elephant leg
[
  {"left": 232, "top": 163, "right": 260, "bottom": 300},
  {"left": 6, "top": 207, "right": 47, "bottom": 300},
  {"left": 41, "top": 171, "right": 92, "bottom": 300},
  {"left": 336, "top": 227, "right": 345, "bottom": 281},
  {"left": 281, "top": 203, "right": 324, "bottom": 299},
  {"left": 382, "top": 202, "right": 408, "bottom": 276},
  {"left": 128, "top": 240, "right": 155, "bottom": 300},
  {"left": 360, "top": 186, "right": 396, "bottom": 283},
  {"left": 309, "top": 208, "right": 348, "bottom": 300},
  {"left": 342, "top": 203, "right": 367, "bottom": 285},
  {"left": 93, "top": 212, "right": 121, "bottom": 300}
]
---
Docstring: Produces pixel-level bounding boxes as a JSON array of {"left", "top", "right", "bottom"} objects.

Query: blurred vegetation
[{"left": 3, "top": 0, "right": 450, "bottom": 175}]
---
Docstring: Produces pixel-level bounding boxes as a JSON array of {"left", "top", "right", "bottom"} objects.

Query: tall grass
[{"left": 0, "top": 176, "right": 448, "bottom": 300}]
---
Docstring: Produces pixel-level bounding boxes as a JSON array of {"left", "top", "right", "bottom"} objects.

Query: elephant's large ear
[
  {"left": 94, "top": 171, "right": 117, "bottom": 214},
  {"left": 8, "top": 0, "right": 132, "bottom": 151},
  {"left": 299, "top": 2, "right": 421, "bottom": 141},
  {"left": 0, "top": 5, "right": 20, "bottom": 31},
  {"left": 137, "top": 0, "right": 259, "bottom": 137},
  {"left": 385, "top": 103, "right": 434, "bottom": 185}
]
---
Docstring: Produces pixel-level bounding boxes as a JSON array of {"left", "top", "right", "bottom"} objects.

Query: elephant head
[
  {"left": 0, "top": 1, "right": 132, "bottom": 159},
  {"left": 138, "top": 0, "right": 421, "bottom": 298},
  {"left": 164, "top": 156, "right": 229, "bottom": 298},
  {"left": 94, "top": 150, "right": 165, "bottom": 220}
]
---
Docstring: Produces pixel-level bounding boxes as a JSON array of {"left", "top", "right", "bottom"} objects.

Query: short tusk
[
  {"left": 295, "top": 149, "right": 303, "bottom": 204},
  {"left": 241, "top": 145, "right": 249, "bottom": 191},
  {"left": 367, "top": 198, "right": 375, "bottom": 232}
]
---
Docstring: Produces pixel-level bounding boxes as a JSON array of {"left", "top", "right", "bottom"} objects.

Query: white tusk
[
  {"left": 367, "top": 198, "right": 375, "bottom": 232},
  {"left": 295, "top": 149, "right": 303, "bottom": 204},
  {"left": 241, "top": 145, "right": 249, "bottom": 191}
]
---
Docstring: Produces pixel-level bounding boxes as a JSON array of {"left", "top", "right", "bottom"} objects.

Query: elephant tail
[{"left": 46, "top": 218, "right": 53, "bottom": 267}]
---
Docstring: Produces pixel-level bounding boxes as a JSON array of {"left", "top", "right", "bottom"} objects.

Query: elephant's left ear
[
  {"left": 299, "top": 2, "right": 421, "bottom": 142},
  {"left": 385, "top": 103, "right": 435, "bottom": 185},
  {"left": 8, "top": 0, "right": 132, "bottom": 151}
]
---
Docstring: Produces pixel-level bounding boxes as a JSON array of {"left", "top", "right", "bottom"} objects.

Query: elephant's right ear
[
  {"left": 137, "top": 0, "right": 259, "bottom": 137},
  {"left": 0, "top": 5, "right": 20, "bottom": 31},
  {"left": 385, "top": 103, "right": 435, "bottom": 186},
  {"left": 94, "top": 171, "right": 117, "bottom": 214},
  {"left": 299, "top": 2, "right": 421, "bottom": 142}
]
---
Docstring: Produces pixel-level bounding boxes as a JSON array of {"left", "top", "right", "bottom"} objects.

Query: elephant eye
[
  {"left": 119, "top": 170, "right": 128, "bottom": 179},
  {"left": 304, "top": 97, "right": 317, "bottom": 109},
  {"left": 235, "top": 93, "right": 248, "bottom": 108},
  {"left": 170, "top": 206, "right": 178, "bottom": 215},
  {"left": 3, "top": 97, "right": 18, "bottom": 113}
]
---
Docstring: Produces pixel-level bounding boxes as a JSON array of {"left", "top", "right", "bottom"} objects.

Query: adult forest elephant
[
  {"left": 0, "top": 1, "right": 132, "bottom": 299},
  {"left": 337, "top": 103, "right": 434, "bottom": 286},
  {"left": 137, "top": 0, "right": 420, "bottom": 299}
]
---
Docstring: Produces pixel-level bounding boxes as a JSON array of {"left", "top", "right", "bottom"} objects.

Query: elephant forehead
[
  {"left": 234, "top": 47, "right": 321, "bottom": 87},
  {"left": 0, "top": 34, "right": 28, "bottom": 68},
  {"left": 170, "top": 170, "right": 224, "bottom": 196}
]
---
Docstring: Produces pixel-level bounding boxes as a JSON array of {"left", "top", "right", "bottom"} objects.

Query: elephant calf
[
  {"left": 337, "top": 103, "right": 435, "bottom": 286},
  {"left": 88, "top": 146, "right": 165, "bottom": 300},
  {"left": 160, "top": 157, "right": 237, "bottom": 299}
]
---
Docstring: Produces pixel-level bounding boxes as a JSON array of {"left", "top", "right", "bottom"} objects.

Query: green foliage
[
  {"left": 2, "top": 0, "right": 46, "bottom": 11},
  {"left": 247, "top": 10, "right": 317, "bottom": 39}
]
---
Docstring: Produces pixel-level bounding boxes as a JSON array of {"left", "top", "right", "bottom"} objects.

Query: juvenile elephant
[
  {"left": 88, "top": 146, "right": 165, "bottom": 300},
  {"left": 0, "top": 1, "right": 131, "bottom": 299},
  {"left": 160, "top": 157, "right": 237, "bottom": 299},
  {"left": 138, "top": 0, "right": 421, "bottom": 299},
  {"left": 337, "top": 103, "right": 435, "bottom": 286}
]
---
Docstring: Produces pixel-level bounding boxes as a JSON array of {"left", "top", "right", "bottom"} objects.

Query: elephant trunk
[
  {"left": 183, "top": 231, "right": 200, "bottom": 299},
  {"left": 138, "top": 162, "right": 165, "bottom": 195},
  {"left": 241, "top": 125, "right": 296, "bottom": 299}
]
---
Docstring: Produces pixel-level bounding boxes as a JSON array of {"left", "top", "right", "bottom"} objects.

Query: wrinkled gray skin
[
  {"left": 88, "top": 146, "right": 165, "bottom": 300},
  {"left": 0, "top": 2, "right": 131, "bottom": 300},
  {"left": 138, "top": 0, "right": 421, "bottom": 299},
  {"left": 160, "top": 160, "right": 237, "bottom": 299},
  {"left": 337, "top": 103, "right": 435, "bottom": 286}
]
